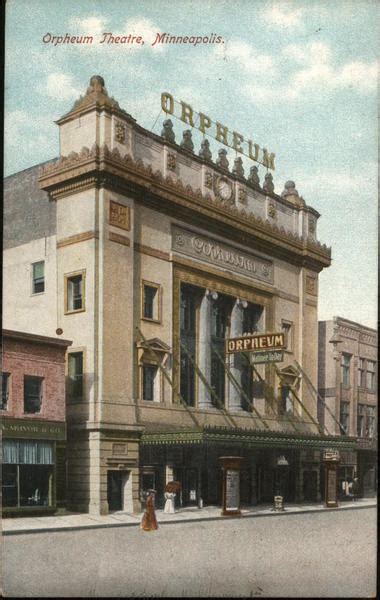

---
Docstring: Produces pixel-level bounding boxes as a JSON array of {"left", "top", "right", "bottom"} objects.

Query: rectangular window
[
  {"left": 366, "top": 406, "right": 375, "bottom": 437},
  {"left": 1, "top": 372, "right": 10, "bottom": 410},
  {"left": 2, "top": 441, "right": 54, "bottom": 508},
  {"left": 180, "top": 284, "right": 198, "bottom": 407},
  {"left": 358, "top": 358, "right": 365, "bottom": 388},
  {"left": 341, "top": 354, "right": 351, "bottom": 387},
  {"left": 281, "top": 320, "right": 293, "bottom": 352},
  {"left": 280, "top": 384, "right": 293, "bottom": 414},
  {"left": 32, "top": 261, "right": 45, "bottom": 294},
  {"left": 339, "top": 401, "right": 350, "bottom": 435},
  {"left": 357, "top": 404, "right": 365, "bottom": 437},
  {"left": 68, "top": 352, "right": 84, "bottom": 401},
  {"left": 366, "top": 361, "right": 376, "bottom": 391},
  {"left": 142, "top": 282, "right": 161, "bottom": 322},
  {"left": 65, "top": 272, "right": 85, "bottom": 313},
  {"left": 142, "top": 365, "right": 158, "bottom": 401},
  {"left": 24, "top": 376, "right": 43, "bottom": 413}
]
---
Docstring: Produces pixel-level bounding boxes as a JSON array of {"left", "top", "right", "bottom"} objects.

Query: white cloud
[
  {"left": 212, "top": 40, "right": 277, "bottom": 77},
  {"left": 242, "top": 40, "right": 377, "bottom": 105},
  {"left": 262, "top": 1, "right": 304, "bottom": 29},
  {"left": 68, "top": 15, "right": 109, "bottom": 35},
  {"left": 42, "top": 72, "right": 81, "bottom": 101},
  {"left": 123, "top": 17, "right": 165, "bottom": 51}
]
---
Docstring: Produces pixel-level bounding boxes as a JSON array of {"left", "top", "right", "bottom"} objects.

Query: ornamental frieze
[{"left": 172, "top": 225, "right": 274, "bottom": 284}]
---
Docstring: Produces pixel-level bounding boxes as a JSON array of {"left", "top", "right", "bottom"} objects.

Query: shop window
[
  {"left": 142, "top": 281, "right": 161, "bottom": 322},
  {"left": 357, "top": 404, "right": 365, "bottom": 437},
  {"left": 2, "top": 440, "right": 54, "bottom": 508},
  {"left": 341, "top": 354, "right": 351, "bottom": 387},
  {"left": 68, "top": 352, "right": 84, "bottom": 401},
  {"left": 1, "top": 372, "right": 10, "bottom": 410},
  {"left": 142, "top": 364, "right": 159, "bottom": 401},
  {"left": 366, "top": 361, "right": 376, "bottom": 391},
  {"left": 65, "top": 272, "right": 85, "bottom": 313},
  {"left": 366, "top": 406, "right": 375, "bottom": 437},
  {"left": 339, "top": 401, "right": 349, "bottom": 435},
  {"left": 281, "top": 320, "right": 293, "bottom": 352},
  {"left": 358, "top": 358, "right": 366, "bottom": 388},
  {"left": 24, "top": 376, "right": 43, "bottom": 414},
  {"left": 32, "top": 261, "right": 45, "bottom": 294}
]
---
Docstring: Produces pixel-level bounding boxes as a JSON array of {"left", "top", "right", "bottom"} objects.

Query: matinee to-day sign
[{"left": 226, "top": 332, "right": 285, "bottom": 354}]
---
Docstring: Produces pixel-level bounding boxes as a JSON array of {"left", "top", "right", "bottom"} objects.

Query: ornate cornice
[{"left": 38, "top": 143, "right": 331, "bottom": 270}]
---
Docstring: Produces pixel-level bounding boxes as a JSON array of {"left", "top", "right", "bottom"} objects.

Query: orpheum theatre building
[{"left": 3, "top": 75, "right": 357, "bottom": 514}]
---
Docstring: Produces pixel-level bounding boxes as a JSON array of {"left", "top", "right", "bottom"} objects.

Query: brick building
[
  {"left": 318, "top": 317, "right": 377, "bottom": 499},
  {"left": 1, "top": 330, "right": 71, "bottom": 515}
]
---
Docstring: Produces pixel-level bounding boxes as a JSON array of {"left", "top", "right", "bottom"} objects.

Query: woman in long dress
[
  {"left": 164, "top": 491, "right": 176, "bottom": 514},
  {"left": 141, "top": 489, "right": 158, "bottom": 531}
]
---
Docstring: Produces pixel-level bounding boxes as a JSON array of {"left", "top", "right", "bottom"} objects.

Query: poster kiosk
[
  {"left": 219, "top": 456, "right": 244, "bottom": 517},
  {"left": 323, "top": 449, "right": 340, "bottom": 508}
]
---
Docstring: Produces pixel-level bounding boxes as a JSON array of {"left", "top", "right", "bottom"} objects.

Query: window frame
[
  {"left": 140, "top": 362, "right": 161, "bottom": 403},
  {"left": 339, "top": 400, "right": 350, "bottom": 435},
  {"left": 358, "top": 358, "right": 366, "bottom": 389},
  {"left": 67, "top": 351, "right": 84, "bottom": 402},
  {"left": 341, "top": 353, "right": 351, "bottom": 387},
  {"left": 141, "top": 280, "right": 162, "bottom": 323},
  {"left": 31, "top": 260, "right": 45, "bottom": 295},
  {"left": 23, "top": 375, "right": 43, "bottom": 414},
  {"left": 366, "top": 360, "right": 376, "bottom": 391},
  {"left": 281, "top": 319, "right": 293, "bottom": 353},
  {"left": 64, "top": 270, "right": 86, "bottom": 315},
  {"left": 1, "top": 372, "right": 10, "bottom": 411}
]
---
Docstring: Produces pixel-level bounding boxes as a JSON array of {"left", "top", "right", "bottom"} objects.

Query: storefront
[{"left": 2, "top": 418, "right": 66, "bottom": 515}]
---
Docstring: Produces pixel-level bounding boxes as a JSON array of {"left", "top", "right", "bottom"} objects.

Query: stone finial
[
  {"left": 180, "top": 129, "right": 194, "bottom": 152},
  {"left": 87, "top": 75, "right": 106, "bottom": 94},
  {"left": 216, "top": 148, "right": 229, "bottom": 171},
  {"left": 263, "top": 172, "right": 274, "bottom": 194},
  {"left": 232, "top": 156, "right": 244, "bottom": 178},
  {"left": 248, "top": 165, "right": 260, "bottom": 187},
  {"left": 281, "top": 180, "right": 299, "bottom": 198},
  {"left": 161, "top": 119, "right": 175, "bottom": 143},
  {"left": 199, "top": 139, "right": 212, "bottom": 161}
]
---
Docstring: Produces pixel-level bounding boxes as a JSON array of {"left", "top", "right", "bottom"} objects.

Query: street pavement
[
  {"left": 2, "top": 505, "right": 377, "bottom": 597},
  {"left": 2, "top": 497, "right": 376, "bottom": 535}
]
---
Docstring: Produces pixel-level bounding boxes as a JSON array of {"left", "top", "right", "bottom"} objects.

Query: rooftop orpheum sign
[{"left": 161, "top": 92, "right": 276, "bottom": 170}]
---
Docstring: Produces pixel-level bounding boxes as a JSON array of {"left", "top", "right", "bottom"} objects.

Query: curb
[{"left": 2, "top": 503, "right": 376, "bottom": 536}]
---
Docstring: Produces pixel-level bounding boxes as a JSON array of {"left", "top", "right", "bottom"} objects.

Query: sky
[{"left": 4, "top": 0, "right": 378, "bottom": 328}]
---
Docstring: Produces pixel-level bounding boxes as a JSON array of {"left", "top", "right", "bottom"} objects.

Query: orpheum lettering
[
  {"left": 226, "top": 333, "right": 285, "bottom": 354},
  {"left": 172, "top": 226, "right": 273, "bottom": 284}
]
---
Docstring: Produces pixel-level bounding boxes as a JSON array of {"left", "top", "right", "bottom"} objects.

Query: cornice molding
[{"left": 38, "top": 144, "right": 331, "bottom": 270}]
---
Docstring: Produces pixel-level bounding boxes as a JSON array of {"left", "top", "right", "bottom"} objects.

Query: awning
[{"left": 141, "top": 426, "right": 358, "bottom": 450}]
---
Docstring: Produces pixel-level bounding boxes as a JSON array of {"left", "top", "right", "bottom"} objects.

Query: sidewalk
[{"left": 2, "top": 497, "right": 376, "bottom": 536}]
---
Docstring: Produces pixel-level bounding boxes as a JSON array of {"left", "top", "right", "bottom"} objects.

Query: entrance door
[
  {"left": 107, "top": 471, "right": 122, "bottom": 511},
  {"left": 260, "top": 469, "right": 274, "bottom": 502},
  {"left": 303, "top": 470, "right": 318, "bottom": 501},
  {"left": 183, "top": 469, "right": 198, "bottom": 505}
]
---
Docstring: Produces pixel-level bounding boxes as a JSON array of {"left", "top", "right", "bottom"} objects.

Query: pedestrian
[
  {"left": 164, "top": 487, "right": 176, "bottom": 514},
  {"left": 140, "top": 489, "right": 158, "bottom": 531},
  {"left": 352, "top": 477, "right": 360, "bottom": 501}
]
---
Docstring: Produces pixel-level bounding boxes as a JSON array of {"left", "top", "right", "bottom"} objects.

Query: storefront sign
[
  {"left": 251, "top": 350, "right": 284, "bottom": 364},
  {"left": 161, "top": 92, "right": 276, "bottom": 170},
  {"left": 325, "top": 466, "right": 338, "bottom": 508},
  {"left": 1, "top": 418, "right": 66, "bottom": 440},
  {"left": 323, "top": 449, "right": 340, "bottom": 462},
  {"left": 172, "top": 226, "right": 274, "bottom": 284},
  {"left": 226, "top": 333, "right": 285, "bottom": 354}
]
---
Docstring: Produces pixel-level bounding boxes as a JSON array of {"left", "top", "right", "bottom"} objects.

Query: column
[
  {"left": 228, "top": 298, "right": 247, "bottom": 411},
  {"left": 198, "top": 289, "right": 217, "bottom": 409}
]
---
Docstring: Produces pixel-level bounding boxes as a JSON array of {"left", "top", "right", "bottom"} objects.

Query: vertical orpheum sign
[
  {"left": 323, "top": 449, "right": 340, "bottom": 508},
  {"left": 219, "top": 456, "right": 244, "bottom": 516},
  {"left": 160, "top": 92, "right": 276, "bottom": 171}
]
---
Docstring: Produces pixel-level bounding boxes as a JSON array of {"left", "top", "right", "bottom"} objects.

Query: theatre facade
[{"left": 3, "top": 76, "right": 357, "bottom": 514}]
